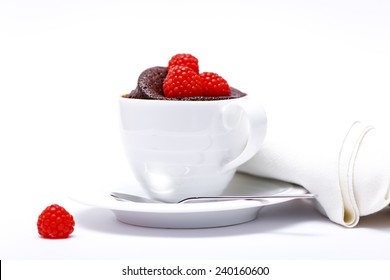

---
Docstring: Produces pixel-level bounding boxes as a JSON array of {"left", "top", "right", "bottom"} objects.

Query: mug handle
[{"left": 220, "top": 98, "right": 267, "bottom": 173}]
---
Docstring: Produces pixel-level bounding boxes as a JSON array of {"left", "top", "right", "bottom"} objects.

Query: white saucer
[{"left": 69, "top": 173, "right": 308, "bottom": 228}]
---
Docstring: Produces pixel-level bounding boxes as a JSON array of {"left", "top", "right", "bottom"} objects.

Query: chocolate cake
[{"left": 123, "top": 66, "right": 246, "bottom": 101}]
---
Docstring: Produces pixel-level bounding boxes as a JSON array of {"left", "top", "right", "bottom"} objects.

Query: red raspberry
[
  {"left": 163, "top": 66, "right": 203, "bottom": 98},
  {"left": 167, "top": 53, "right": 199, "bottom": 73},
  {"left": 37, "top": 204, "right": 75, "bottom": 239},
  {"left": 199, "top": 72, "right": 230, "bottom": 97}
]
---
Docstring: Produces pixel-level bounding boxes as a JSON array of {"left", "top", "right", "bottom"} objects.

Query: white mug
[{"left": 119, "top": 96, "right": 267, "bottom": 202}]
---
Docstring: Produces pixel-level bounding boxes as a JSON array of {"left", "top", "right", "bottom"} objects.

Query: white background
[{"left": 1, "top": 0, "right": 390, "bottom": 262}]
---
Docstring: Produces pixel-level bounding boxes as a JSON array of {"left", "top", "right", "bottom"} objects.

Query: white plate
[{"left": 69, "top": 173, "right": 308, "bottom": 228}]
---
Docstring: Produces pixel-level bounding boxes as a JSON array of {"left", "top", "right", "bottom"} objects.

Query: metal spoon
[{"left": 110, "top": 191, "right": 317, "bottom": 204}]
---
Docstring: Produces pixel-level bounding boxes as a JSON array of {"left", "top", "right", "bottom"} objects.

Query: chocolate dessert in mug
[{"left": 120, "top": 54, "right": 267, "bottom": 202}]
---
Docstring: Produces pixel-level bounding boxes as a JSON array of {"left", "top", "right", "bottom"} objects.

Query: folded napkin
[{"left": 239, "top": 98, "right": 390, "bottom": 227}]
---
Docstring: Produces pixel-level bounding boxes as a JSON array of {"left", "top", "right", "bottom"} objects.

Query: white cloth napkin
[{"left": 239, "top": 99, "right": 390, "bottom": 227}]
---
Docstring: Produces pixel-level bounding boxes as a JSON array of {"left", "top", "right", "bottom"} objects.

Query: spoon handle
[
  {"left": 178, "top": 194, "right": 317, "bottom": 203},
  {"left": 110, "top": 192, "right": 316, "bottom": 204}
]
